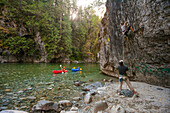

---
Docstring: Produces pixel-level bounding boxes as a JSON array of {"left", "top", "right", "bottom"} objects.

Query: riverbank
[
  {"left": 1, "top": 80, "right": 169, "bottom": 113},
  {"left": 69, "top": 81, "right": 170, "bottom": 113}
]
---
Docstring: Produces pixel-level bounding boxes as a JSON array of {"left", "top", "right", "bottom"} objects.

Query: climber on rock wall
[{"left": 120, "top": 21, "right": 134, "bottom": 41}]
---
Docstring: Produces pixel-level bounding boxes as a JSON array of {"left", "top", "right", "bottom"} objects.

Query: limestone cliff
[{"left": 99, "top": 0, "right": 170, "bottom": 86}]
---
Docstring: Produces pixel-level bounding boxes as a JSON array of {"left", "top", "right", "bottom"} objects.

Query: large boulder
[
  {"left": 31, "top": 100, "right": 61, "bottom": 113},
  {"left": 93, "top": 101, "right": 108, "bottom": 113}
]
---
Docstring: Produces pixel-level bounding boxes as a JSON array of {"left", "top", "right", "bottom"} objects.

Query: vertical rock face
[
  {"left": 99, "top": 0, "right": 170, "bottom": 86},
  {"left": 34, "top": 32, "right": 47, "bottom": 63}
]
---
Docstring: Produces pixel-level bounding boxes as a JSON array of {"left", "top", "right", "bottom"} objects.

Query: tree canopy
[{"left": 0, "top": 0, "right": 103, "bottom": 62}]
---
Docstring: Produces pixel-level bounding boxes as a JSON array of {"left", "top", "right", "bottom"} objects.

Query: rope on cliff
[{"left": 122, "top": 36, "right": 124, "bottom": 61}]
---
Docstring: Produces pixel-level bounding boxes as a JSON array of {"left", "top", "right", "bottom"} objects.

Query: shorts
[
  {"left": 124, "top": 26, "right": 132, "bottom": 36},
  {"left": 119, "top": 77, "right": 123, "bottom": 82},
  {"left": 119, "top": 75, "right": 127, "bottom": 82}
]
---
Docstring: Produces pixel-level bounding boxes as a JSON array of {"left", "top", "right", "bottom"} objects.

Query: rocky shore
[{"left": 1, "top": 80, "right": 169, "bottom": 113}]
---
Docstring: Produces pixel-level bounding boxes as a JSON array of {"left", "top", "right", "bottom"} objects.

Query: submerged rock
[
  {"left": 0, "top": 110, "right": 28, "bottom": 113},
  {"left": 0, "top": 107, "right": 7, "bottom": 110},
  {"left": 26, "top": 96, "right": 36, "bottom": 100},
  {"left": 4, "top": 89, "right": 11, "bottom": 92}
]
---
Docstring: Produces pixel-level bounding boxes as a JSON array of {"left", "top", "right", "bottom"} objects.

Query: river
[{"left": 0, "top": 63, "right": 115, "bottom": 111}]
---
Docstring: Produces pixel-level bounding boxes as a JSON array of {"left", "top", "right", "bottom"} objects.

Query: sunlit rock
[
  {"left": 70, "top": 107, "right": 78, "bottom": 111},
  {"left": 59, "top": 100, "right": 72, "bottom": 107},
  {"left": 72, "top": 97, "right": 81, "bottom": 101},
  {"left": 84, "top": 93, "right": 92, "bottom": 104},
  {"left": 26, "top": 96, "right": 36, "bottom": 100}
]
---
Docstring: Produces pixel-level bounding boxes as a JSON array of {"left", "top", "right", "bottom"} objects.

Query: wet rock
[
  {"left": 84, "top": 93, "right": 92, "bottom": 104},
  {"left": 4, "top": 89, "right": 11, "bottom": 92},
  {"left": 17, "top": 91, "right": 23, "bottom": 94},
  {"left": 66, "top": 89, "right": 70, "bottom": 91},
  {"left": 32, "top": 100, "right": 60, "bottom": 112},
  {"left": 59, "top": 100, "right": 72, "bottom": 107},
  {"left": 6, "top": 93, "right": 13, "bottom": 96},
  {"left": 82, "top": 82, "right": 103, "bottom": 91},
  {"left": 74, "top": 81, "right": 83, "bottom": 86},
  {"left": 26, "top": 96, "right": 36, "bottom": 100},
  {"left": 20, "top": 106, "right": 27, "bottom": 109},
  {"left": 27, "top": 87, "right": 32, "bottom": 90},
  {"left": 156, "top": 88, "right": 163, "bottom": 90},
  {"left": 93, "top": 101, "right": 108, "bottom": 113},
  {"left": 0, "top": 107, "right": 7, "bottom": 110},
  {"left": 2, "top": 103, "right": 9, "bottom": 106},
  {"left": 71, "top": 61, "right": 79, "bottom": 63},
  {"left": 89, "top": 80, "right": 93, "bottom": 82},
  {"left": 108, "top": 79, "right": 113, "bottom": 82},
  {"left": 45, "top": 82, "right": 53, "bottom": 85},
  {"left": 89, "top": 90, "right": 97, "bottom": 95},
  {"left": 72, "top": 97, "right": 81, "bottom": 101},
  {"left": 82, "top": 88, "right": 90, "bottom": 91},
  {"left": 12, "top": 97, "right": 18, "bottom": 100},
  {"left": 0, "top": 110, "right": 28, "bottom": 113},
  {"left": 47, "top": 87, "right": 53, "bottom": 90},
  {"left": 70, "top": 107, "right": 78, "bottom": 111},
  {"left": 80, "top": 92, "right": 86, "bottom": 96}
]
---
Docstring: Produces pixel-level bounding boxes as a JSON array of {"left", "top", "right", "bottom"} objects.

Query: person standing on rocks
[
  {"left": 117, "top": 60, "right": 138, "bottom": 96},
  {"left": 120, "top": 21, "right": 134, "bottom": 40}
]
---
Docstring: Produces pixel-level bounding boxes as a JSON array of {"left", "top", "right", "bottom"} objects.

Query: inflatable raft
[
  {"left": 52, "top": 70, "right": 68, "bottom": 74},
  {"left": 71, "top": 67, "right": 82, "bottom": 72}
]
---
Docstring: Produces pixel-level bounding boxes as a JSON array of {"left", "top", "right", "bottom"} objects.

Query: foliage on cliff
[{"left": 0, "top": 0, "right": 102, "bottom": 62}]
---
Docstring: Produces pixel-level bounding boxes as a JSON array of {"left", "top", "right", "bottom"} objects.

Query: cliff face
[
  {"left": 99, "top": 0, "right": 170, "bottom": 86},
  {"left": 0, "top": 8, "right": 47, "bottom": 63}
]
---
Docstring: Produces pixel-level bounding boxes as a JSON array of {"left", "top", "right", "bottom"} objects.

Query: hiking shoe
[
  {"left": 132, "top": 92, "right": 139, "bottom": 100},
  {"left": 118, "top": 91, "right": 121, "bottom": 96}
]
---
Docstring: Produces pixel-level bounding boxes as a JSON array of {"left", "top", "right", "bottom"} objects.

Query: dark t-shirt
[{"left": 118, "top": 65, "right": 128, "bottom": 76}]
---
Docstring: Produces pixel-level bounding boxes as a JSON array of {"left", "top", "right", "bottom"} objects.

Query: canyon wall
[{"left": 99, "top": 0, "right": 170, "bottom": 86}]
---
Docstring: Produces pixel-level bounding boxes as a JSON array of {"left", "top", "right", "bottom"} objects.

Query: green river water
[{"left": 0, "top": 63, "right": 115, "bottom": 111}]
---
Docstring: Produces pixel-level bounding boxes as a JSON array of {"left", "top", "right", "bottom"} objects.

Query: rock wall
[
  {"left": 99, "top": 0, "right": 170, "bottom": 86},
  {"left": 0, "top": 7, "right": 48, "bottom": 63}
]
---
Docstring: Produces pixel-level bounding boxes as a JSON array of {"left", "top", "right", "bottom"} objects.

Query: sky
[{"left": 77, "top": 0, "right": 106, "bottom": 18}]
